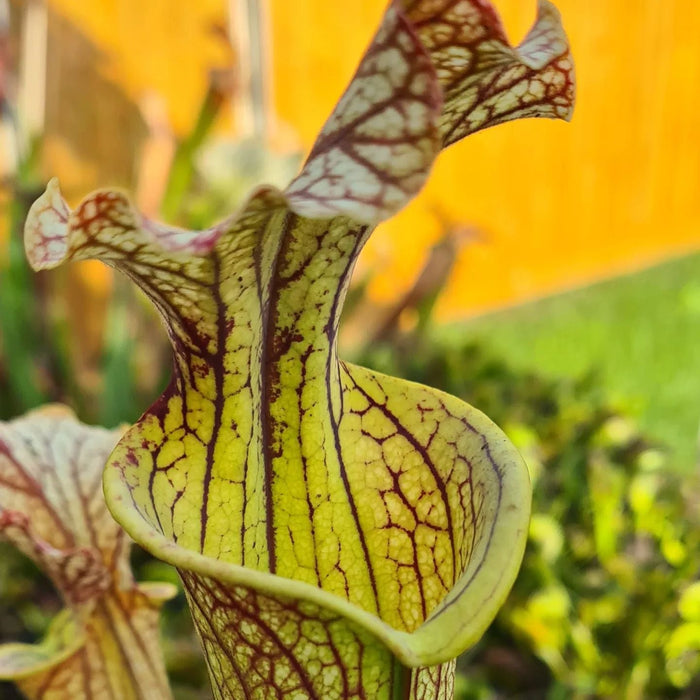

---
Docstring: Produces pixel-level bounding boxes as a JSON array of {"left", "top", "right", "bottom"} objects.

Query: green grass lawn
[{"left": 442, "top": 252, "right": 700, "bottom": 472}]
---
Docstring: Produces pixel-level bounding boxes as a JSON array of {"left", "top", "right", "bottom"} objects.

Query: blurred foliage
[
  {"left": 357, "top": 333, "right": 700, "bottom": 699},
  {"left": 0, "top": 141, "right": 57, "bottom": 417},
  {"left": 443, "top": 252, "right": 700, "bottom": 474}
]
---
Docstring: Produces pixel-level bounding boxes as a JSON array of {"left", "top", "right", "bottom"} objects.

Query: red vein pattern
[{"left": 23, "top": 1, "right": 574, "bottom": 697}]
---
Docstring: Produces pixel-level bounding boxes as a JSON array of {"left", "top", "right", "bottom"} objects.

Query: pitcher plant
[{"left": 22, "top": 0, "right": 574, "bottom": 697}]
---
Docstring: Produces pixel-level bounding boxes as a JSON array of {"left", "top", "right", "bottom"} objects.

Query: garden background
[{"left": 1, "top": 0, "right": 699, "bottom": 697}]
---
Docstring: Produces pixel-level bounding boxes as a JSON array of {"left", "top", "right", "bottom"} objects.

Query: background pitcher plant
[
  {"left": 23, "top": 0, "right": 574, "bottom": 697},
  {"left": 0, "top": 406, "right": 175, "bottom": 700}
]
